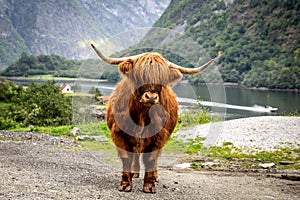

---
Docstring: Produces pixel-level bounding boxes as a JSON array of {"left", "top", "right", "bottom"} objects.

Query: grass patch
[
  {"left": 9, "top": 125, "right": 74, "bottom": 137},
  {"left": 28, "top": 74, "right": 56, "bottom": 79},
  {"left": 8, "top": 122, "right": 110, "bottom": 137},
  {"left": 174, "top": 109, "right": 219, "bottom": 133},
  {"left": 163, "top": 136, "right": 189, "bottom": 154},
  {"left": 284, "top": 111, "right": 300, "bottom": 117},
  {"left": 186, "top": 138, "right": 300, "bottom": 170},
  {"left": 77, "top": 122, "right": 110, "bottom": 137},
  {"left": 185, "top": 137, "right": 206, "bottom": 153},
  {"left": 64, "top": 93, "right": 94, "bottom": 97},
  {"left": 80, "top": 140, "right": 116, "bottom": 154}
]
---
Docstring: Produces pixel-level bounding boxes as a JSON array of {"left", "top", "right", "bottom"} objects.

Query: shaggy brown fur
[
  {"left": 91, "top": 44, "right": 219, "bottom": 193},
  {"left": 107, "top": 53, "right": 179, "bottom": 193}
]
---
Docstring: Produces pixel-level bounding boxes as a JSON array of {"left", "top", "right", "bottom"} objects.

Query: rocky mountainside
[{"left": 0, "top": 0, "right": 170, "bottom": 70}]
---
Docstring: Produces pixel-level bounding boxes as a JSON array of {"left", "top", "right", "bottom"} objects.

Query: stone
[
  {"left": 77, "top": 135, "right": 108, "bottom": 142},
  {"left": 77, "top": 135, "right": 94, "bottom": 141},
  {"left": 258, "top": 163, "right": 276, "bottom": 169},
  {"left": 201, "top": 162, "right": 220, "bottom": 168},
  {"left": 174, "top": 163, "right": 191, "bottom": 169},
  {"left": 279, "top": 161, "right": 295, "bottom": 165},
  {"left": 93, "top": 136, "right": 109, "bottom": 142},
  {"left": 69, "top": 127, "right": 80, "bottom": 136}
]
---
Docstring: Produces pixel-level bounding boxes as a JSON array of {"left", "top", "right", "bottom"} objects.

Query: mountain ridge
[{"left": 0, "top": 0, "right": 170, "bottom": 70}]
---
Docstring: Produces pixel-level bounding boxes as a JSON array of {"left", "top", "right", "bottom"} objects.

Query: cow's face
[{"left": 135, "top": 83, "right": 162, "bottom": 106}]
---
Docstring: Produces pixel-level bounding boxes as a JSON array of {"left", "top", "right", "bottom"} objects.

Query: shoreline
[
  {"left": 3, "top": 76, "right": 109, "bottom": 83},
  {"left": 190, "top": 82, "right": 300, "bottom": 93},
  {"left": 2, "top": 76, "right": 299, "bottom": 92}
]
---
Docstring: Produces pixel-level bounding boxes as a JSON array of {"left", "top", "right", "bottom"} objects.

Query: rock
[
  {"left": 77, "top": 135, "right": 108, "bottom": 142},
  {"left": 29, "top": 125, "right": 35, "bottom": 131},
  {"left": 93, "top": 136, "right": 109, "bottom": 142},
  {"left": 258, "top": 163, "right": 276, "bottom": 169},
  {"left": 69, "top": 127, "right": 80, "bottom": 136},
  {"left": 279, "top": 161, "right": 295, "bottom": 165},
  {"left": 201, "top": 162, "right": 220, "bottom": 168},
  {"left": 174, "top": 163, "right": 191, "bottom": 169},
  {"left": 77, "top": 136, "right": 94, "bottom": 141}
]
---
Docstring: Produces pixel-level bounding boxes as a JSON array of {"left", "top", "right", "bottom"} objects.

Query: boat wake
[{"left": 176, "top": 97, "right": 277, "bottom": 113}]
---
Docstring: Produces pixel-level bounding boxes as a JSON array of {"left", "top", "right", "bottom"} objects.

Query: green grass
[
  {"left": 80, "top": 140, "right": 116, "bottom": 154},
  {"left": 185, "top": 137, "right": 206, "bottom": 153},
  {"left": 163, "top": 136, "right": 189, "bottom": 154},
  {"left": 8, "top": 122, "right": 110, "bottom": 137},
  {"left": 284, "top": 112, "right": 300, "bottom": 117},
  {"left": 186, "top": 137, "right": 300, "bottom": 170},
  {"left": 9, "top": 125, "right": 74, "bottom": 136},
  {"left": 174, "top": 109, "right": 220, "bottom": 133},
  {"left": 28, "top": 74, "right": 55, "bottom": 79},
  {"left": 24, "top": 75, "right": 107, "bottom": 83}
]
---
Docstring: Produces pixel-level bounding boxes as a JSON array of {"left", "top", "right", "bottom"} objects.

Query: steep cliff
[{"left": 0, "top": 0, "right": 170, "bottom": 70}]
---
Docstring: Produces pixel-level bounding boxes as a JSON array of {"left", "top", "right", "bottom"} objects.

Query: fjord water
[
  {"left": 13, "top": 80, "right": 299, "bottom": 120},
  {"left": 172, "top": 83, "right": 299, "bottom": 120}
]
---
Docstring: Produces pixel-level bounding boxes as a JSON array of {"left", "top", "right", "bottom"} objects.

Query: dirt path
[{"left": 0, "top": 131, "right": 299, "bottom": 200}]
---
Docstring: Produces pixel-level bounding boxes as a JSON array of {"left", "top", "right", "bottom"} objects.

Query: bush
[{"left": 175, "top": 108, "right": 218, "bottom": 132}]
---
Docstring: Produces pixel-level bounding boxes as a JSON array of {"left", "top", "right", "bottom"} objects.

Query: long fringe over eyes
[{"left": 132, "top": 53, "right": 170, "bottom": 86}]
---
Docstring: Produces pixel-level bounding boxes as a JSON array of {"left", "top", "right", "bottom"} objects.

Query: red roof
[
  {"left": 60, "top": 83, "right": 68, "bottom": 91},
  {"left": 101, "top": 96, "right": 110, "bottom": 101}
]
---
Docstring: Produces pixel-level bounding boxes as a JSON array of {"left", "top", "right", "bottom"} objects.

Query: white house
[{"left": 59, "top": 83, "right": 74, "bottom": 93}]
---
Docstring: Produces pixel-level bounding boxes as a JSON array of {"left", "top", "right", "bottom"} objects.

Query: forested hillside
[
  {"left": 0, "top": 53, "right": 108, "bottom": 80},
  {"left": 136, "top": 0, "right": 300, "bottom": 89},
  {"left": 0, "top": 0, "right": 169, "bottom": 70}
]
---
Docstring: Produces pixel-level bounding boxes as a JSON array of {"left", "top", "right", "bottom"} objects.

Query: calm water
[
  {"left": 172, "top": 83, "right": 300, "bottom": 119},
  {"left": 12, "top": 79, "right": 300, "bottom": 120},
  {"left": 82, "top": 81, "right": 299, "bottom": 120}
]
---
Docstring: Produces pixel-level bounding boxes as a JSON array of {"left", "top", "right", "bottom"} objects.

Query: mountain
[
  {"left": 0, "top": 0, "right": 170, "bottom": 70},
  {"left": 132, "top": 0, "right": 300, "bottom": 89}
]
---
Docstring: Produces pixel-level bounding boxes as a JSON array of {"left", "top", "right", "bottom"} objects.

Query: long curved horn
[
  {"left": 91, "top": 44, "right": 136, "bottom": 64},
  {"left": 169, "top": 51, "right": 222, "bottom": 74}
]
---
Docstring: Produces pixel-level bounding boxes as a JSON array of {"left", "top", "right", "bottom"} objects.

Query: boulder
[
  {"left": 258, "top": 163, "right": 276, "bottom": 169},
  {"left": 77, "top": 135, "right": 108, "bottom": 142}
]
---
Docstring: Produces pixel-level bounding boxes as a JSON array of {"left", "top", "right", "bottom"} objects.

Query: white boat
[{"left": 266, "top": 106, "right": 278, "bottom": 112}]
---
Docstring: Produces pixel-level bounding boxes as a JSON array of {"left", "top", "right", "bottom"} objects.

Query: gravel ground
[
  {"left": 176, "top": 116, "right": 300, "bottom": 151},
  {"left": 0, "top": 116, "right": 300, "bottom": 199}
]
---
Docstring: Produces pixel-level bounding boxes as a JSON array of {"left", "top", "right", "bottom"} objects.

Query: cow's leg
[
  {"left": 154, "top": 158, "right": 159, "bottom": 182},
  {"left": 132, "top": 153, "right": 140, "bottom": 178},
  {"left": 117, "top": 150, "right": 134, "bottom": 192},
  {"left": 142, "top": 151, "right": 159, "bottom": 193}
]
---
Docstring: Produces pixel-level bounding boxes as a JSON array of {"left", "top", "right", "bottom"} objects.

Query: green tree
[
  {"left": 17, "top": 81, "right": 72, "bottom": 126},
  {"left": 0, "top": 79, "right": 23, "bottom": 102},
  {"left": 88, "top": 86, "right": 103, "bottom": 97}
]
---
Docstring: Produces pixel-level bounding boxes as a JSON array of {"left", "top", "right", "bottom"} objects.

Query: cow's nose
[{"left": 145, "top": 92, "right": 158, "bottom": 101}]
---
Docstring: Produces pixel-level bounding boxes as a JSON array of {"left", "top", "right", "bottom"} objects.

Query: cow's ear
[
  {"left": 118, "top": 60, "right": 133, "bottom": 76},
  {"left": 169, "top": 68, "right": 183, "bottom": 84}
]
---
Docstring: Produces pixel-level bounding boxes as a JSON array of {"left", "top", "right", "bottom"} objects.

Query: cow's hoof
[
  {"left": 132, "top": 173, "right": 139, "bottom": 178},
  {"left": 143, "top": 183, "right": 156, "bottom": 193},
  {"left": 118, "top": 183, "right": 132, "bottom": 192}
]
